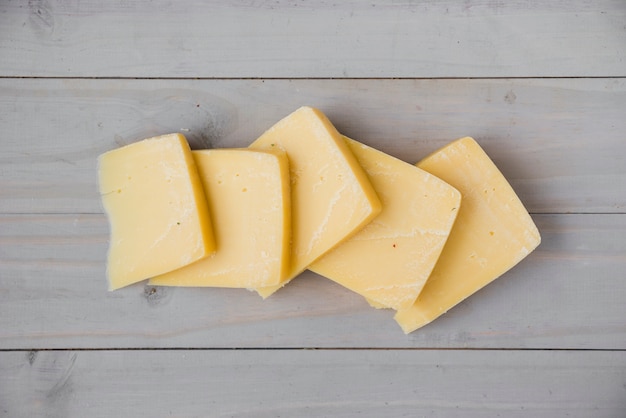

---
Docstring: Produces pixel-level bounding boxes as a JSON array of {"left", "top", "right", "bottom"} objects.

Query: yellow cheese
[
  {"left": 366, "top": 298, "right": 388, "bottom": 309},
  {"left": 98, "top": 133, "right": 215, "bottom": 290},
  {"left": 150, "top": 149, "right": 290, "bottom": 288},
  {"left": 309, "top": 137, "right": 461, "bottom": 310},
  {"left": 394, "top": 137, "right": 541, "bottom": 333},
  {"left": 250, "top": 107, "right": 382, "bottom": 297}
]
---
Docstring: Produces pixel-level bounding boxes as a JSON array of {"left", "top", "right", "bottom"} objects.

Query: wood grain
[
  {"left": 1, "top": 349, "right": 624, "bottom": 417},
  {"left": 1, "top": 213, "right": 624, "bottom": 349},
  {"left": 1, "top": 2, "right": 624, "bottom": 412},
  {"left": 1, "top": 78, "right": 625, "bottom": 214},
  {"left": 1, "top": 0, "right": 624, "bottom": 78}
]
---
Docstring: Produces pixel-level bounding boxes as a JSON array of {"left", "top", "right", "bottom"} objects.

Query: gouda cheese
[
  {"left": 250, "top": 107, "right": 382, "bottom": 297},
  {"left": 394, "top": 137, "right": 541, "bottom": 333},
  {"left": 150, "top": 149, "right": 290, "bottom": 288},
  {"left": 309, "top": 137, "right": 461, "bottom": 310},
  {"left": 98, "top": 133, "right": 215, "bottom": 290}
]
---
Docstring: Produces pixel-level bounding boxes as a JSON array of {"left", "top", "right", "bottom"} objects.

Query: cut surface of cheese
[
  {"left": 150, "top": 149, "right": 290, "bottom": 288},
  {"left": 98, "top": 133, "right": 215, "bottom": 290},
  {"left": 394, "top": 137, "right": 541, "bottom": 333},
  {"left": 250, "top": 107, "right": 382, "bottom": 298},
  {"left": 309, "top": 137, "right": 461, "bottom": 310}
]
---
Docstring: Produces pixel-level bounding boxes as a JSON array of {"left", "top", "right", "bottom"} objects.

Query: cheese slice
[
  {"left": 394, "top": 137, "right": 541, "bottom": 333},
  {"left": 309, "top": 137, "right": 461, "bottom": 310},
  {"left": 98, "top": 133, "right": 215, "bottom": 290},
  {"left": 150, "top": 149, "right": 290, "bottom": 288},
  {"left": 250, "top": 107, "right": 382, "bottom": 297}
]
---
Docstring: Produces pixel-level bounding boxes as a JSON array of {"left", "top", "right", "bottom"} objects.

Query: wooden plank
[
  {"left": 0, "top": 349, "right": 624, "bottom": 417},
  {"left": 1, "top": 77, "right": 625, "bottom": 214},
  {"left": 1, "top": 213, "right": 624, "bottom": 349},
  {"left": 0, "top": 1, "right": 624, "bottom": 78}
]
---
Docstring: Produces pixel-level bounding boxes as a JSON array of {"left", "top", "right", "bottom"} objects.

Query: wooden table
[{"left": 1, "top": 1, "right": 625, "bottom": 416}]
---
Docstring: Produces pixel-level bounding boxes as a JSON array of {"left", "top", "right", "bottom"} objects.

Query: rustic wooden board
[
  {"left": 1, "top": 0, "right": 625, "bottom": 78},
  {"left": 2, "top": 1, "right": 624, "bottom": 414},
  {"left": 1, "top": 213, "right": 624, "bottom": 349},
  {"left": 1, "top": 349, "right": 624, "bottom": 417},
  {"left": 1, "top": 77, "right": 625, "bottom": 214}
]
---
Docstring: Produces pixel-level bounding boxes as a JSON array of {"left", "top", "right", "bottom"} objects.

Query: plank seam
[
  {"left": 2, "top": 212, "right": 625, "bottom": 216},
  {"left": 1, "top": 348, "right": 624, "bottom": 352},
  {"left": 0, "top": 76, "right": 625, "bottom": 81}
]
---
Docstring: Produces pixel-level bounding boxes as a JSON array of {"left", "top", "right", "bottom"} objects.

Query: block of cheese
[
  {"left": 250, "top": 107, "right": 382, "bottom": 298},
  {"left": 150, "top": 149, "right": 291, "bottom": 288},
  {"left": 309, "top": 137, "right": 461, "bottom": 310},
  {"left": 98, "top": 133, "right": 215, "bottom": 290},
  {"left": 394, "top": 137, "right": 541, "bottom": 333}
]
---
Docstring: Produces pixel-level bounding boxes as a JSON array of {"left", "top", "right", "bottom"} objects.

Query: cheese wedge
[
  {"left": 150, "top": 149, "right": 290, "bottom": 288},
  {"left": 98, "top": 133, "right": 215, "bottom": 290},
  {"left": 394, "top": 137, "right": 541, "bottom": 333},
  {"left": 309, "top": 137, "right": 461, "bottom": 310},
  {"left": 250, "top": 107, "right": 382, "bottom": 297}
]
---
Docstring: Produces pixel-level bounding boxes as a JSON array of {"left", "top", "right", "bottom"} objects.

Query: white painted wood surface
[
  {"left": 1, "top": 213, "right": 625, "bottom": 349},
  {"left": 1, "top": 78, "right": 625, "bottom": 214},
  {"left": 1, "top": 0, "right": 625, "bottom": 78},
  {"left": 1, "top": 350, "right": 625, "bottom": 417},
  {"left": 1, "top": 1, "right": 624, "bottom": 417}
]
